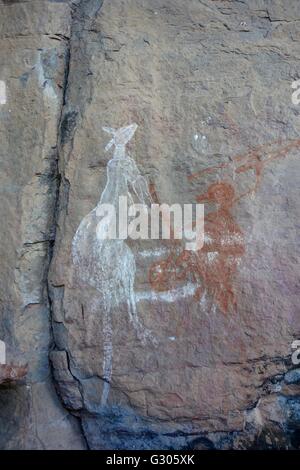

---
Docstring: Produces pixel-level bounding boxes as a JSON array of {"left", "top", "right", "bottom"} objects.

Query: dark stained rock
[{"left": 0, "top": 364, "right": 27, "bottom": 386}]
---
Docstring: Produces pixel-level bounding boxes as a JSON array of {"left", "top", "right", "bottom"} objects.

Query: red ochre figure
[
  {"left": 149, "top": 138, "right": 300, "bottom": 314},
  {"left": 149, "top": 182, "right": 244, "bottom": 314}
]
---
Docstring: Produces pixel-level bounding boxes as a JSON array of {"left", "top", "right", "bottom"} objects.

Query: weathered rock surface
[
  {"left": 0, "top": 365, "right": 27, "bottom": 386},
  {"left": 1, "top": 0, "right": 300, "bottom": 450},
  {"left": 0, "top": 0, "right": 85, "bottom": 449}
]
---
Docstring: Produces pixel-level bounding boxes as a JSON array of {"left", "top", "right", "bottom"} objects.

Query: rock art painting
[
  {"left": 149, "top": 138, "right": 300, "bottom": 314},
  {"left": 0, "top": 340, "right": 5, "bottom": 365},
  {"left": 72, "top": 124, "right": 155, "bottom": 406}
]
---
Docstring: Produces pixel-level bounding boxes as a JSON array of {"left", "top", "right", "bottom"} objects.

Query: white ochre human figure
[{"left": 72, "top": 124, "right": 155, "bottom": 406}]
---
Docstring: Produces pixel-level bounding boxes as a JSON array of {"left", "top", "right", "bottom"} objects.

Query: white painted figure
[
  {"left": 0, "top": 340, "right": 6, "bottom": 365},
  {"left": 72, "top": 124, "right": 156, "bottom": 406},
  {"left": 291, "top": 79, "right": 300, "bottom": 105},
  {"left": 0, "top": 81, "right": 6, "bottom": 105}
]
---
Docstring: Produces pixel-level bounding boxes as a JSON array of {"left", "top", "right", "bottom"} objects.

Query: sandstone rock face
[
  {"left": 0, "top": 365, "right": 27, "bottom": 386},
  {"left": 0, "top": 0, "right": 85, "bottom": 449},
  {"left": 1, "top": 0, "right": 300, "bottom": 450}
]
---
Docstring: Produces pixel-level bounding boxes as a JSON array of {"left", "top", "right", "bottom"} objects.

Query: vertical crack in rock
[{"left": 47, "top": 0, "right": 105, "bottom": 449}]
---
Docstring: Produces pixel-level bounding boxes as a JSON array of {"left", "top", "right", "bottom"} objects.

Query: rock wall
[
  {"left": 0, "top": 0, "right": 85, "bottom": 449},
  {"left": 0, "top": 0, "right": 300, "bottom": 449}
]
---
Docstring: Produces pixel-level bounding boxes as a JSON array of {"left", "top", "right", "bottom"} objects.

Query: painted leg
[
  {"left": 101, "top": 295, "right": 113, "bottom": 406},
  {"left": 127, "top": 274, "right": 157, "bottom": 346}
]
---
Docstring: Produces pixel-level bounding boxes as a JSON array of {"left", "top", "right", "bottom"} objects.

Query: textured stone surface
[
  {"left": 1, "top": 0, "right": 300, "bottom": 450},
  {"left": 48, "top": 0, "right": 300, "bottom": 449},
  {"left": 285, "top": 369, "right": 300, "bottom": 385},
  {"left": 0, "top": 0, "right": 85, "bottom": 449},
  {"left": 0, "top": 365, "right": 27, "bottom": 386}
]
